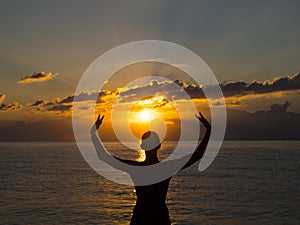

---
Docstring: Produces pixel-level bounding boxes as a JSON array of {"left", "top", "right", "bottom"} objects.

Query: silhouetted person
[{"left": 91, "top": 112, "right": 211, "bottom": 225}]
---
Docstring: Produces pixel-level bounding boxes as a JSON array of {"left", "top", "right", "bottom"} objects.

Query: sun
[
  {"left": 139, "top": 109, "right": 156, "bottom": 122},
  {"left": 140, "top": 110, "right": 150, "bottom": 121}
]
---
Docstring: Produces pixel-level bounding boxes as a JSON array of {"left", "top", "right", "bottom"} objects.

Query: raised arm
[
  {"left": 91, "top": 114, "right": 139, "bottom": 166},
  {"left": 181, "top": 112, "right": 211, "bottom": 170},
  {"left": 90, "top": 114, "right": 113, "bottom": 162}
]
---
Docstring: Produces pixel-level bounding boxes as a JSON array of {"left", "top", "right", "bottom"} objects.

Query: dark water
[{"left": 0, "top": 141, "right": 299, "bottom": 225}]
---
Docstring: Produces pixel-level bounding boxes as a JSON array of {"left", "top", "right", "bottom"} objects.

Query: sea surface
[{"left": 0, "top": 141, "right": 299, "bottom": 225}]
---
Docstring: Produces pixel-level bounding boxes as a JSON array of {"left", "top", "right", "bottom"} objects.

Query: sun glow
[
  {"left": 126, "top": 95, "right": 180, "bottom": 139},
  {"left": 139, "top": 109, "right": 156, "bottom": 122}
]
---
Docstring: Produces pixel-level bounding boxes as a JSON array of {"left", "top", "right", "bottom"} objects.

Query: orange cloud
[
  {"left": 25, "top": 72, "right": 300, "bottom": 117},
  {"left": 0, "top": 93, "right": 6, "bottom": 104},
  {"left": 0, "top": 102, "right": 22, "bottom": 111},
  {"left": 18, "top": 71, "right": 59, "bottom": 84},
  {"left": 0, "top": 93, "right": 22, "bottom": 111}
]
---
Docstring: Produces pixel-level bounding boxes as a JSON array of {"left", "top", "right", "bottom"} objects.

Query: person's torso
[{"left": 134, "top": 177, "right": 171, "bottom": 206}]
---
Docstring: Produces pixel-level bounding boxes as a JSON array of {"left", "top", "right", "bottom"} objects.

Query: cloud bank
[
  {"left": 25, "top": 72, "right": 300, "bottom": 114},
  {"left": 225, "top": 101, "right": 300, "bottom": 140},
  {"left": 118, "top": 72, "right": 300, "bottom": 101},
  {"left": 28, "top": 90, "right": 115, "bottom": 114},
  {"left": 220, "top": 72, "right": 300, "bottom": 97}
]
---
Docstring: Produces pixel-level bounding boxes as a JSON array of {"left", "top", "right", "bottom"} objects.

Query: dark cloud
[
  {"left": 221, "top": 81, "right": 247, "bottom": 97},
  {"left": 254, "top": 101, "right": 292, "bottom": 114},
  {"left": 269, "top": 101, "right": 291, "bottom": 113},
  {"left": 221, "top": 72, "right": 300, "bottom": 97},
  {"left": 118, "top": 80, "right": 200, "bottom": 102},
  {"left": 0, "top": 102, "right": 22, "bottom": 111},
  {"left": 59, "top": 90, "right": 114, "bottom": 104},
  {"left": 48, "top": 104, "right": 72, "bottom": 112},
  {"left": 225, "top": 101, "right": 300, "bottom": 140},
  {"left": 30, "top": 99, "right": 46, "bottom": 106},
  {"left": 29, "top": 99, "right": 71, "bottom": 114},
  {"left": 185, "top": 72, "right": 300, "bottom": 98},
  {"left": 28, "top": 90, "right": 115, "bottom": 114},
  {"left": 0, "top": 93, "right": 22, "bottom": 111},
  {"left": 117, "top": 72, "right": 300, "bottom": 102},
  {"left": 59, "top": 95, "right": 74, "bottom": 104},
  {"left": 18, "top": 71, "right": 59, "bottom": 84},
  {"left": 28, "top": 97, "right": 68, "bottom": 114}
]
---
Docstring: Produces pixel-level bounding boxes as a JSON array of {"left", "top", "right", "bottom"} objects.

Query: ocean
[{"left": 0, "top": 141, "right": 299, "bottom": 225}]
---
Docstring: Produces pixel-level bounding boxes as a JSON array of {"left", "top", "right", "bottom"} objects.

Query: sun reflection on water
[{"left": 136, "top": 149, "right": 146, "bottom": 162}]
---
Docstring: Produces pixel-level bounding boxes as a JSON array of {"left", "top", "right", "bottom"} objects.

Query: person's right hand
[
  {"left": 95, "top": 114, "right": 105, "bottom": 130},
  {"left": 195, "top": 112, "right": 211, "bottom": 130}
]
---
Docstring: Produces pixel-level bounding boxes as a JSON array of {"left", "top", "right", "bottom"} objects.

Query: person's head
[{"left": 140, "top": 131, "right": 161, "bottom": 154}]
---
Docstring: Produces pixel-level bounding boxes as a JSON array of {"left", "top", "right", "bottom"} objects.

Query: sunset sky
[{"left": 0, "top": 0, "right": 299, "bottom": 141}]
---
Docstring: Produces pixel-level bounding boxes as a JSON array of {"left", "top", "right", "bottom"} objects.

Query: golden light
[
  {"left": 139, "top": 109, "right": 155, "bottom": 122},
  {"left": 126, "top": 95, "right": 181, "bottom": 140}
]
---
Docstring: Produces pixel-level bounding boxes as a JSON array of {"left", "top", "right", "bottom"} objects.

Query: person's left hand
[{"left": 95, "top": 114, "right": 105, "bottom": 130}]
